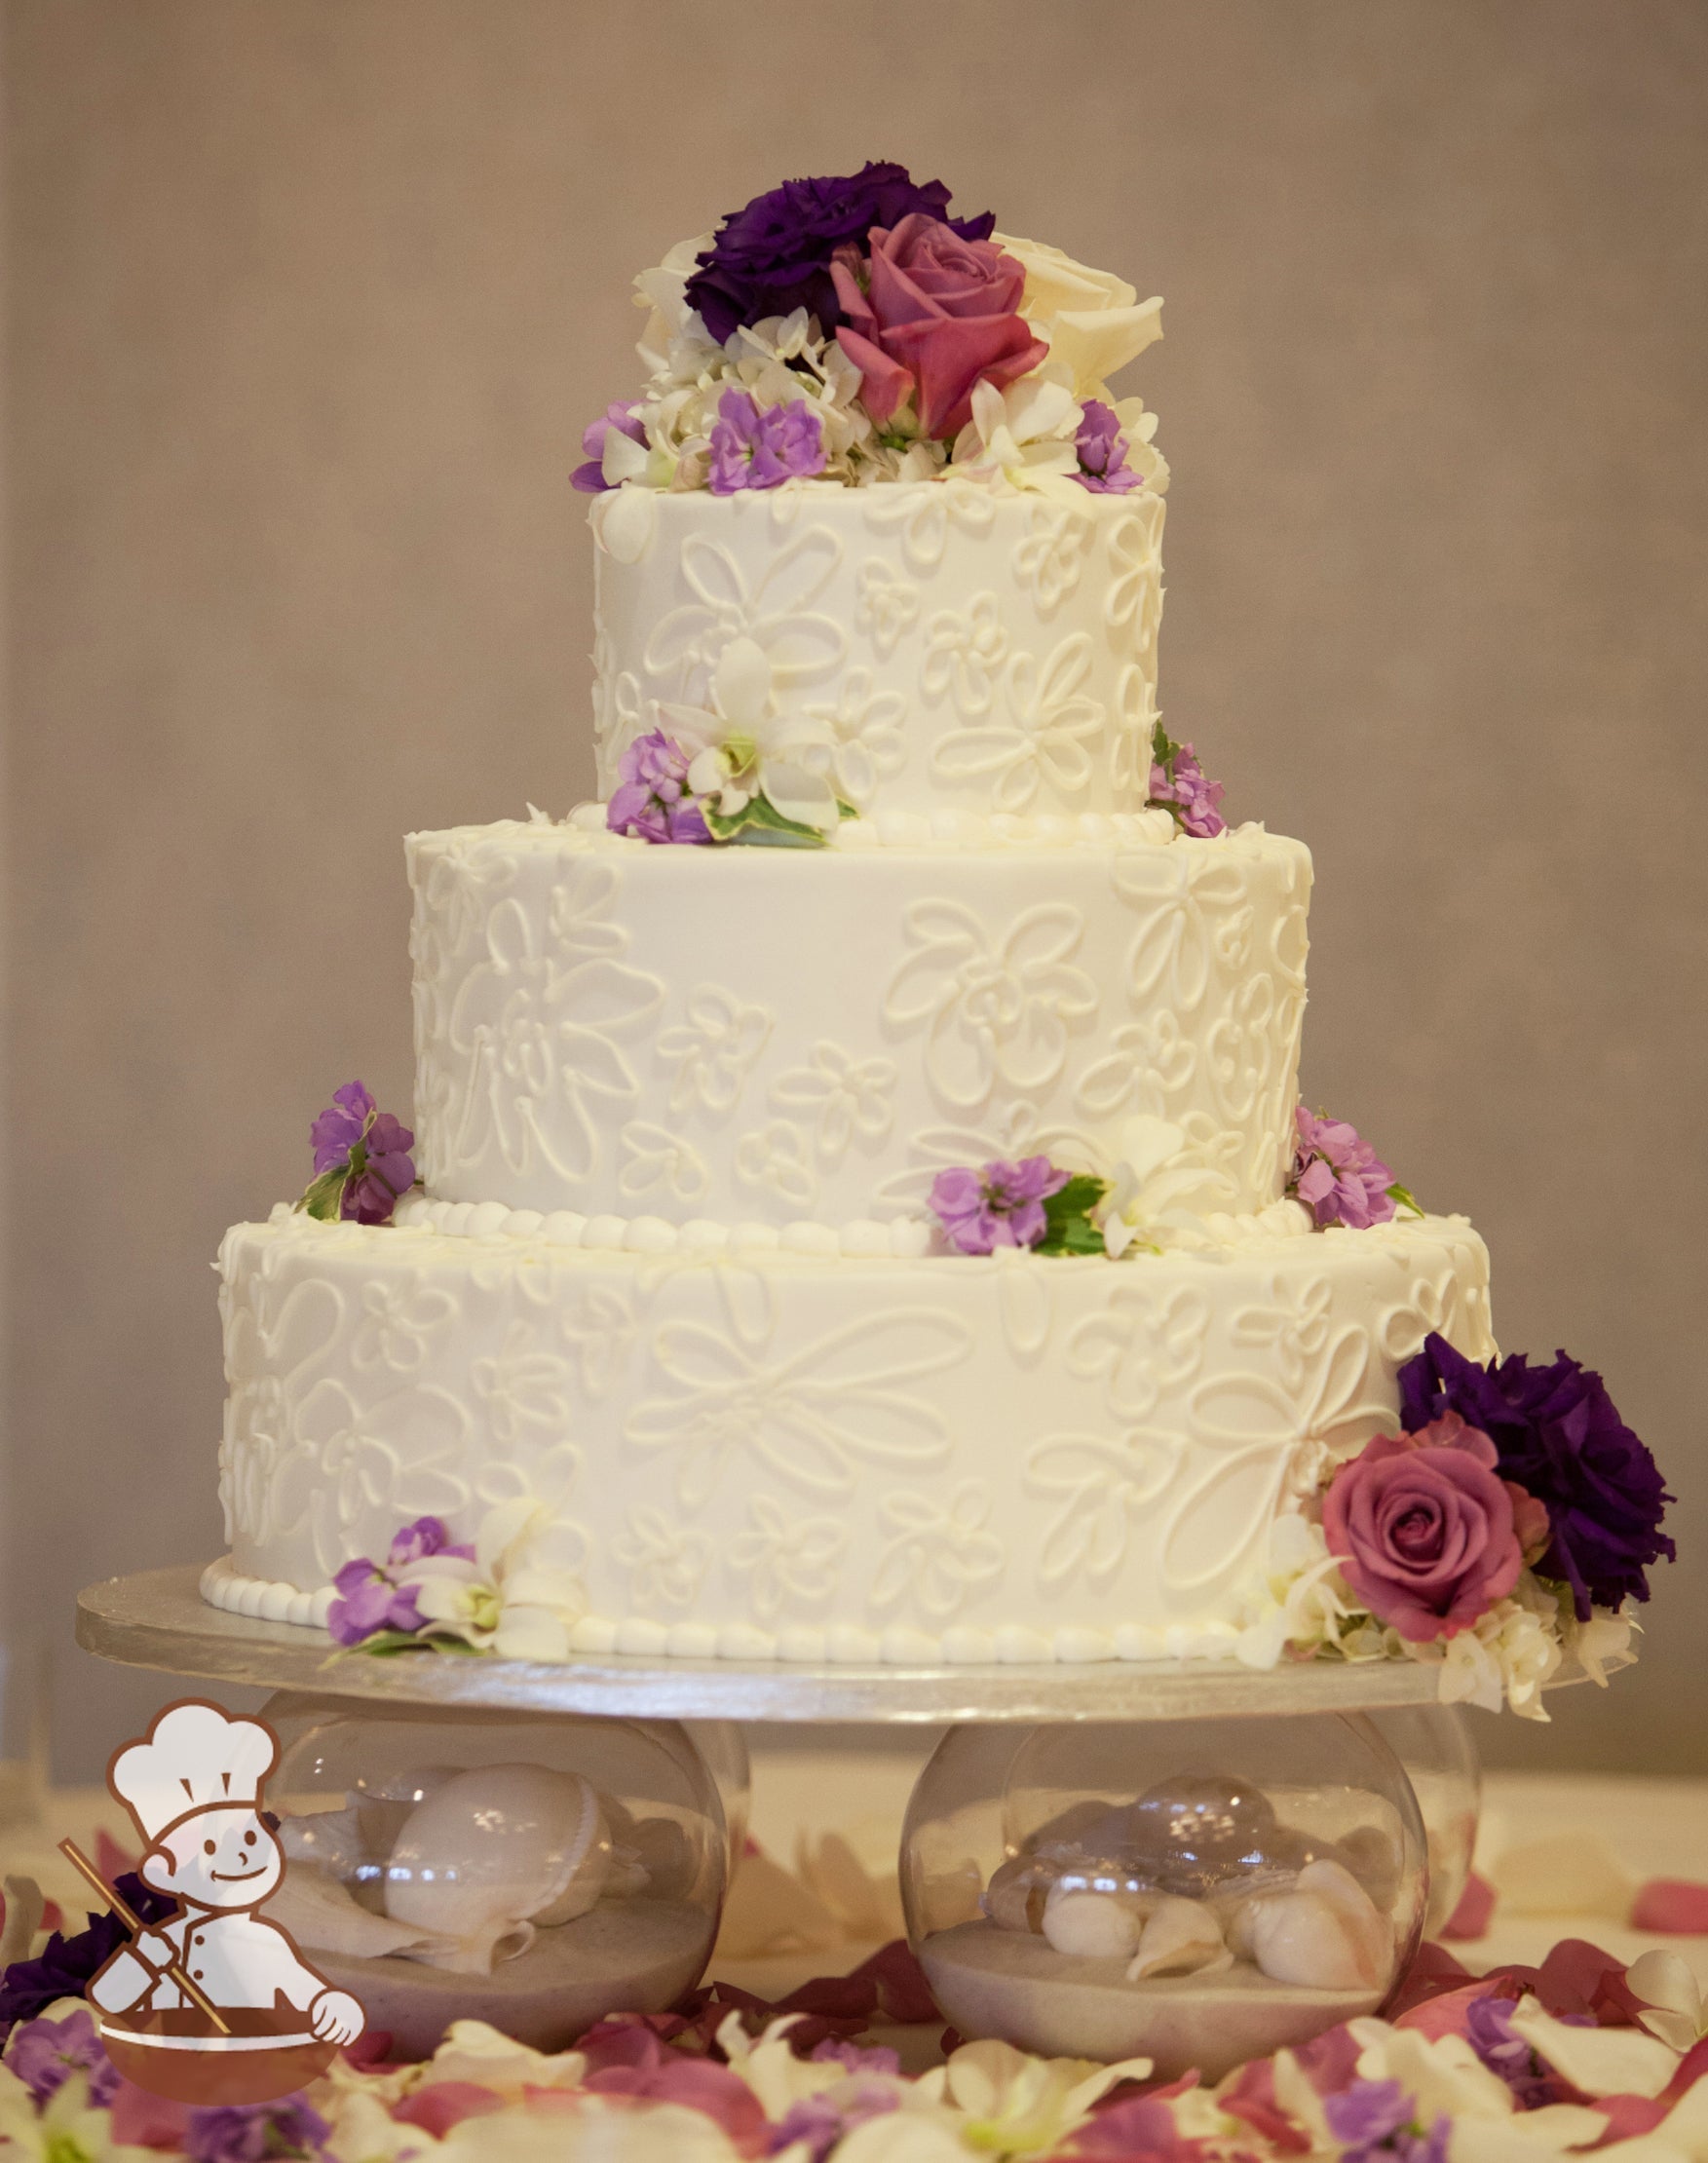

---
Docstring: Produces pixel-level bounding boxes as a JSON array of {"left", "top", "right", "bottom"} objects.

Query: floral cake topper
[{"left": 575, "top": 160, "right": 1166, "bottom": 502}]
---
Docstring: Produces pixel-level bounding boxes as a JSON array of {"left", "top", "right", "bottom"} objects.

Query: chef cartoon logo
[{"left": 78, "top": 1700, "right": 365, "bottom": 2104}]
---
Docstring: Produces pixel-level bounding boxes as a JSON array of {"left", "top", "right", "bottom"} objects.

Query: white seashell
[
  {"left": 272, "top": 1862, "right": 460, "bottom": 1964},
  {"left": 385, "top": 1764, "right": 613, "bottom": 1972},
  {"left": 280, "top": 1804, "right": 369, "bottom": 1878},
  {"left": 1125, "top": 1895, "right": 1233, "bottom": 1980},
  {"left": 1239, "top": 1857, "right": 1391, "bottom": 1992},
  {"left": 984, "top": 1855, "right": 1049, "bottom": 1935},
  {"left": 1042, "top": 1884, "right": 1148, "bottom": 1961}
]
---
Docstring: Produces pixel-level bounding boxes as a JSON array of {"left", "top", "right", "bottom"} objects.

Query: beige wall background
[{"left": 5, "top": 0, "right": 1705, "bottom": 1779}]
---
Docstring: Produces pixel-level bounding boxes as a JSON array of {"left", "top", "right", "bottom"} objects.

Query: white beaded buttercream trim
[
  {"left": 362, "top": 1195, "right": 1317, "bottom": 1259},
  {"left": 494, "top": 803, "right": 1280, "bottom": 856},
  {"left": 198, "top": 1554, "right": 1260, "bottom": 1668}
]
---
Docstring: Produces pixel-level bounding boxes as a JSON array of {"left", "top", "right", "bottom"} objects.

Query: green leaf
[
  {"left": 1386, "top": 1181, "right": 1424, "bottom": 1219},
  {"left": 703, "top": 795, "right": 836, "bottom": 850},
  {"left": 1034, "top": 1174, "right": 1112, "bottom": 1258},
  {"left": 1150, "top": 719, "right": 1183, "bottom": 773},
  {"left": 294, "top": 1167, "right": 349, "bottom": 1222}
]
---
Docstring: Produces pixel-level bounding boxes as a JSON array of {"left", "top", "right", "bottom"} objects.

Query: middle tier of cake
[{"left": 407, "top": 815, "right": 1311, "bottom": 1226}]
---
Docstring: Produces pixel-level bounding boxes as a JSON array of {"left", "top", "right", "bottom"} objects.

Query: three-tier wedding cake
[{"left": 203, "top": 167, "right": 1668, "bottom": 1697}]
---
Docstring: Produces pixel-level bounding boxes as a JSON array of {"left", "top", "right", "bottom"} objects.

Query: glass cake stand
[{"left": 77, "top": 1564, "right": 1607, "bottom": 2068}]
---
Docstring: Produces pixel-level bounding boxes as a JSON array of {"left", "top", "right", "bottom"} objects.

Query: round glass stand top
[{"left": 76, "top": 1568, "right": 1615, "bottom": 1725}]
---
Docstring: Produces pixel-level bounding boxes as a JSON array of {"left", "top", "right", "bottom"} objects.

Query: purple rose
[
  {"left": 184, "top": 2098, "right": 331, "bottom": 2163},
  {"left": 930, "top": 1157, "right": 1070, "bottom": 1255},
  {"left": 1397, "top": 1332, "right": 1675, "bottom": 1619},
  {"left": 1322, "top": 1422, "right": 1524, "bottom": 1641},
  {"left": 831, "top": 216, "right": 1046, "bottom": 440},
  {"left": 707, "top": 391, "right": 827, "bottom": 493},
  {"left": 1074, "top": 399, "right": 1142, "bottom": 493},
  {"left": 4, "top": 2007, "right": 118, "bottom": 2106},
  {"left": 571, "top": 401, "right": 646, "bottom": 493},
  {"left": 326, "top": 1555, "right": 425, "bottom": 1647},
  {"left": 1290, "top": 1105, "right": 1397, "bottom": 1230},
  {"left": 685, "top": 162, "right": 995, "bottom": 345},
  {"left": 607, "top": 728, "right": 710, "bottom": 847}
]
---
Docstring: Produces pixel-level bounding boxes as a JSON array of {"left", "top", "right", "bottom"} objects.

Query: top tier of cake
[{"left": 589, "top": 482, "right": 1162, "bottom": 830}]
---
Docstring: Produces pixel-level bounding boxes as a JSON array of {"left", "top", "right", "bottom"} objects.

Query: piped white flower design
[
  {"left": 769, "top": 1041, "right": 897, "bottom": 1161},
  {"left": 870, "top": 1483, "right": 1006, "bottom": 1619},
  {"left": 613, "top": 1508, "right": 712, "bottom": 1611},
  {"left": 1105, "top": 500, "right": 1165, "bottom": 656},
  {"left": 802, "top": 668, "right": 907, "bottom": 809},
  {"left": 443, "top": 863, "right": 664, "bottom": 1186},
  {"left": 618, "top": 1120, "right": 710, "bottom": 1202},
  {"left": 627, "top": 1289, "right": 970, "bottom": 1509},
  {"left": 734, "top": 1119, "right": 818, "bottom": 1208},
  {"left": 884, "top": 900, "right": 1098, "bottom": 1109},
  {"left": 1076, "top": 1013, "right": 1198, "bottom": 1119},
  {"left": 854, "top": 559, "right": 921, "bottom": 659},
  {"left": 922, "top": 592, "right": 1008, "bottom": 715},
  {"left": 931, "top": 632, "right": 1104, "bottom": 811},
  {"left": 351, "top": 1279, "right": 456, "bottom": 1376},
  {"left": 727, "top": 1495, "right": 848, "bottom": 1621},
  {"left": 470, "top": 1321, "right": 574, "bottom": 1449},
  {"left": 1025, "top": 1428, "right": 1181, "bottom": 1588},
  {"left": 561, "top": 1286, "right": 637, "bottom": 1398},
  {"left": 863, "top": 482, "right": 995, "bottom": 571},
  {"left": 643, "top": 525, "right": 847, "bottom": 691},
  {"left": 1110, "top": 663, "right": 1159, "bottom": 797},
  {"left": 657, "top": 982, "right": 774, "bottom": 1115},
  {"left": 1011, "top": 505, "right": 1092, "bottom": 613},
  {"left": 1068, "top": 1287, "right": 1211, "bottom": 1419}
]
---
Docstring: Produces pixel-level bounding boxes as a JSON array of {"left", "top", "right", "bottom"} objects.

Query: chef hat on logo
[{"left": 109, "top": 1702, "right": 278, "bottom": 1843}]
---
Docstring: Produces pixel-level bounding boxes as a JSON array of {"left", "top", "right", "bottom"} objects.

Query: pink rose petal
[
  {"left": 1440, "top": 1870, "right": 1499, "bottom": 1940},
  {"left": 1631, "top": 1878, "right": 1708, "bottom": 1934}
]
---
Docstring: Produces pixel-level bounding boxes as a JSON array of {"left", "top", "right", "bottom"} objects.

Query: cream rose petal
[{"left": 1505, "top": 1996, "right": 1682, "bottom": 2101}]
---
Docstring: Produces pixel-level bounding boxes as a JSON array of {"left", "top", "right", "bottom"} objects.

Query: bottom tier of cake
[{"left": 209, "top": 1204, "right": 1494, "bottom": 1664}]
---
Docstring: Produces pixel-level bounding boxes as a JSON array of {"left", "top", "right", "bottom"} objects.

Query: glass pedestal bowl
[
  {"left": 261, "top": 1694, "right": 725, "bottom": 2057},
  {"left": 901, "top": 1713, "right": 1427, "bottom": 2080}
]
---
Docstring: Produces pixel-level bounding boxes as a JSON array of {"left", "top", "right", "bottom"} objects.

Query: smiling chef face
[{"left": 142, "top": 1805, "right": 284, "bottom": 1911}]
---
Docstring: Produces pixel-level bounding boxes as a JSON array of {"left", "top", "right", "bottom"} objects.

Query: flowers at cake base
[
  {"left": 928, "top": 1157, "right": 1071, "bottom": 1255},
  {"left": 1240, "top": 1331, "right": 1669, "bottom": 1717},
  {"left": 1146, "top": 720, "right": 1228, "bottom": 838},
  {"left": 294, "top": 1082, "right": 416, "bottom": 1226},
  {"left": 1288, "top": 1103, "right": 1422, "bottom": 1230},
  {"left": 327, "top": 1502, "right": 587, "bottom": 1663}
]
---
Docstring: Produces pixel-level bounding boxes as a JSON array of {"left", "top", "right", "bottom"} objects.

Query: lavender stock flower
[
  {"left": 1073, "top": 399, "right": 1142, "bottom": 493},
  {"left": 1397, "top": 1333, "right": 1675, "bottom": 1618},
  {"left": 1147, "top": 721, "right": 1228, "bottom": 838},
  {"left": 184, "top": 2097, "right": 331, "bottom": 2163},
  {"left": 571, "top": 401, "right": 646, "bottom": 493},
  {"left": 685, "top": 162, "right": 995, "bottom": 343},
  {"left": 930, "top": 1157, "right": 1070, "bottom": 1255},
  {"left": 325, "top": 1558, "right": 424, "bottom": 1647},
  {"left": 707, "top": 391, "right": 827, "bottom": 493},
  {"left": 1323, "top": 2078, "right": 1450, "bottom": 2162},
  {"left": 300, "top": 1082, "right": 415, "bottom": 1226},
  {"left": 1464, "top": 1994, "right": 1583, "bottom": 2108},
  {"left": 1291, "top": 1104, "right": 1399, "bottom": 1230},
  {"left": 5, "top": 2007, "right": 118, "bottom": 2106},
  {"left": 606, "top": 729, "right": 711, "bottom": 846}
]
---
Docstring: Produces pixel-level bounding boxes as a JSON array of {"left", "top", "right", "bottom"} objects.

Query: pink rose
[
  {"left": 1322, "top": 1415, "right": 1524, "bottom": 1641},
  {"left": 831, "top": 214, "right": 1047, "bottom": 439}
]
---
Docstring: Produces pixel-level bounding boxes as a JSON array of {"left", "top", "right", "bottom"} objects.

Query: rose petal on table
[
  {"left": 1440, "top": 1870, "right": 1499, "bottom": 1940},
  {"left": 1491, "top": 1832, "right": 1637, "bottom": 1918},
  {"left": 1631, "top": 1878, "right": 1708, "bottom": 1934}
]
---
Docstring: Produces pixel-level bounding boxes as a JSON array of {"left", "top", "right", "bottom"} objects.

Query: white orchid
[
  {"left": 660, "top": 635, "right": 840, "bottom": 838},
  {"left": 1096, "top": 1115, "right": 1239, "bottom": 1256},
  {"left": 949, "top": 371, "right": 1086, "bottom": 499},
  {"left": 1234, "top": 1512, "right": 1370, "bottom": 1667},
  {"left": 399, "top": 1498, "right": 587, "bottom": 1661}
]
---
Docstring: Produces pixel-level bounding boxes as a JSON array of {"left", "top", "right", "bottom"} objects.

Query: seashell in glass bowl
[
  {"left": 261, "top": 1695, "right": 725, "bottom": 2055},
  {"left": 901, "top": 1713, "right": 1426, "bottom": 2079}
]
